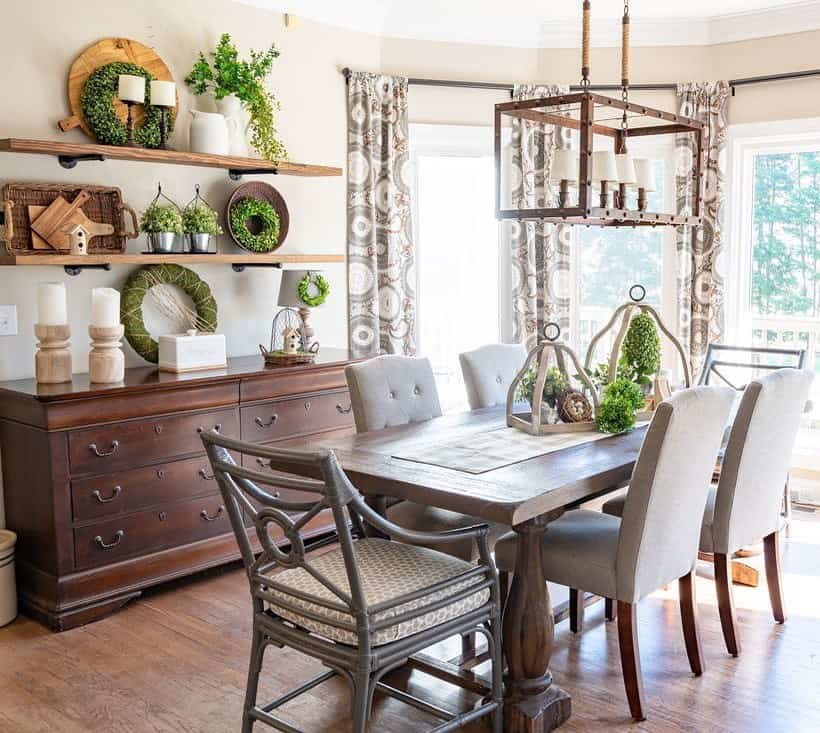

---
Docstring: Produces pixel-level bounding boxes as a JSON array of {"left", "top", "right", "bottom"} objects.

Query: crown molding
[{"left": 241, "top": 1, "right": 820, "bottom": 49}]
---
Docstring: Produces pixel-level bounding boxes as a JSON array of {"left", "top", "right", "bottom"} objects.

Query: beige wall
[{"left": 0, "top": 0, "right": 819, "bottom": 525}]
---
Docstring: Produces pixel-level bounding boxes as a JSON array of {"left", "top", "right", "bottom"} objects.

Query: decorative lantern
[
  {"left": 584, "top": 285, "right": 691, "bottom": 418},
  {"left": 494, "top": 0, "right": 705, "bottom": 228},
  {"left": 507, "top": 323, "right": 599, "bottom": 435}
]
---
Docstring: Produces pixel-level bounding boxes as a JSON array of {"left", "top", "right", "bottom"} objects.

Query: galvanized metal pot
[
  {"left": 149, "top": 232, "right": 177, "bottom": 253},
  {"left": 187, "top": 233, "right": 212, "bottom": 253}
]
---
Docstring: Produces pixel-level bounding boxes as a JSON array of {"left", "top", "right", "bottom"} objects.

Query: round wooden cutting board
[{"left": 58, "top": 37, "right": 176, "bottom": 139}]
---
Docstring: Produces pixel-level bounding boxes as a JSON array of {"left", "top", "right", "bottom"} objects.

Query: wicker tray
[
  {"left": 1, "top": 182, "right": 138, "bottom": 254},
  {"left": 259, "top": 345, "right": 316, "bottom": 367}
]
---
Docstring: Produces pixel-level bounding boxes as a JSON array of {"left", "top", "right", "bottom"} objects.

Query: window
[
  {"left": 572, "top": 139, "right": 678, "bottom": 372},
  {"left": 728, "top": 120, "right": 820, "bottom": 506},
  {"left": 411, "top": 125, "right": 503, "bottom": 410}
]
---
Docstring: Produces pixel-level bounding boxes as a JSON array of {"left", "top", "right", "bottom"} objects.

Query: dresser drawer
[
  {"left": 71, "top": 454, "right": 235, "bottom": 522},
  {"left": 68, "top": 408, "right": 239, "bottom": 476},
  {"left": 241, "top": 390, "right": 353, "bottom": 444},
  {"left": 74, "top": 494, "right": 231, "bottom": 570}
]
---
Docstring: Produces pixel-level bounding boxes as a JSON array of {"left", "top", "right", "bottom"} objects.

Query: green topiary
[
  {"left": 619, "top": 312, "right": 661, "bottom": 387},
  {"left": 596, "top": 394, "right": 637, "bottom": 434},
  {"left": 182, "top": 202, "right": 223, "bottom": 235},
  {"left": 603, "top": 378, "right": 646, "bottom": 412},
  {"left": 514, "top": 366, "right": 568, "bottom": 408},
  {"left": 230, "top": 197, "right": 281, "bottom": 252},
  {"left": 81, "top": 61, "right": 174, "bottom": 148},
  {"left": 140, "top": 203, "right": 183, "bottom": 234}
]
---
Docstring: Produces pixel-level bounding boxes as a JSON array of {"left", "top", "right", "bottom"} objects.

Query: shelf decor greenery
[
  {"left": 81, "top": 62, "right": 174, "bottom": 148},
  {"left": 184, "top": 33, "right": 287, "bottom": 161},
  {"left": 514, "top": 366, "right": 569, "bottom": 409},
  {"left": 596, "top": 378, "right": 644, "bottom": 434},
  {"left": 618, "top": 312, "right": 661, "bottom": 389},
  {"left": 229, "top": 197, "right": 281, "bottom": 252},
  {"left": 140, "top": 203, "right": 183, "bottom": 234}
]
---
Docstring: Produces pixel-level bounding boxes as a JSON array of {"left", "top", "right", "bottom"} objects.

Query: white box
[{"left": 158, "top": 331, "right": 227, "bottom": 373}]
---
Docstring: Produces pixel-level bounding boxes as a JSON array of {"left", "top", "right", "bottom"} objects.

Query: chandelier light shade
[
  {"left": 550, "top": 149, "right": 578, "bottom": 182},
  {"left": 494, "top": 0, "right": 705, "bottom": 227}
]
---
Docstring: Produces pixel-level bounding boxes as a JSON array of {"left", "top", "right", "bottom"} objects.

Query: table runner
[{"left": 393, "top": 426, "right": 617, "bottom": 474}]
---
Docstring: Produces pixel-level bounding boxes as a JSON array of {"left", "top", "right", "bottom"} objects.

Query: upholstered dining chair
[
  {"left": 494, "top": 386, "right": 735, "bottom": 721},
  {"left": 201, "top": 430, "right": 504, "bottom": 733},
  {"left": 459, "top": 343, "right": 527, "bottom": 410},
  {"left": 602, "top": 368, "right": 815, "bottom": 657},
  {"left": 345, "top": 355, "right": 506, "bottom": 564}
]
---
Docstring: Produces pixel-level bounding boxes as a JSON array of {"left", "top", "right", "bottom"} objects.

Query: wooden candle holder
[
  {"left": 89, "top": 324, "right": 125, "bottom": 384},
  {"left": 35, "top": 324, "right": 72, "bottom": 384}
]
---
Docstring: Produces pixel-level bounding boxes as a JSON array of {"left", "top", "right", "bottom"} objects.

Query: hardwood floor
[{"left": 2, "top": 517, "right": 820, "bottom": 732}]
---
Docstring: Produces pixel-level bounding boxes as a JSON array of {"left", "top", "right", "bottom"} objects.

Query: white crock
[{"left": 189, "top": 109, "right": 230, "bottom": 156}]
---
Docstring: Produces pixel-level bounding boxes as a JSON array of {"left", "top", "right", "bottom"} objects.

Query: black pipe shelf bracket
[
  {"left": 231, "top": 262, "right": 284, "bottom": 273},
  {"left": 57, "top": 153, "right": 106, "bottom": 169},
  {"left": 228, "top": 167, "right": 279, "bottom": 181},
  {"left": 64, "top": 263, "right": 112, "bottom": 277}
]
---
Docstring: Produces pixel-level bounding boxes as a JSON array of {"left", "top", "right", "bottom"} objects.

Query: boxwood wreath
[
  {"left": 121, "top": 264, "right": 217, "bottom": 363},
  {"left": 298, "top": 272, "right": 330, "bottom": 307},
  {"left": 81, "top": 61, "right": 175, "bottom": 148},
  {"left": 229, "top": 197, "right": 281, "bottom": 252}
]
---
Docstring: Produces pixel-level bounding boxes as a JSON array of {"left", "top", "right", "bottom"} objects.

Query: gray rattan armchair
[{"left": 201, "top": 430, "right": 503, "bottom": 733}]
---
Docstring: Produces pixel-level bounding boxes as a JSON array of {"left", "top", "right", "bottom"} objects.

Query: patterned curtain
[
  {"left": 509, "top": 84, "right": 572, "bottom": 350},
  {"left": 675, "top": 81, "right": 731, "bottom": 377},
  {"left": 347, "top": 72, "right": 415, "bottom": 358}
]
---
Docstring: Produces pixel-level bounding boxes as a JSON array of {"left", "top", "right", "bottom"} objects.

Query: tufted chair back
[
  {"left": 345, "top": 355, "right": 442, "bottom": 433},
  {"left": 459, "top": 343, "right": 527, "bottom": 410}
]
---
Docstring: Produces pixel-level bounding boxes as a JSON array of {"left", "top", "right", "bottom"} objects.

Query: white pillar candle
[
  {"left": 91, "top": 287, "right": 121, "bottom": 328},
  {"left": 150, "top": 80, "right": 176, "bottom": 108},
  {"left": 118, "top": 74, "right": 145, "bottom": 103},
  {"left": 37, "top": 282, "right": 67, "bottom": 325}
]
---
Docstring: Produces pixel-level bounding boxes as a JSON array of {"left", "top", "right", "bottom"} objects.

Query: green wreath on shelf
[
  {"left": 298, "top": 272, "right": 331, "bottom": 307},
  {"left": 229, "top": 197, "right": 281, "bottom": 253},
  {"left": 121, "top": 264, "right": 217, "bottom": 363},
  {"left": 81, "top": 61, "right": 175, "bottom": 148}
]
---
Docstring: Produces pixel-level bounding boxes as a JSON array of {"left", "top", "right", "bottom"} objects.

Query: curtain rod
[{"left": 341, "top": 67, "right": 820, "bottom": 95}]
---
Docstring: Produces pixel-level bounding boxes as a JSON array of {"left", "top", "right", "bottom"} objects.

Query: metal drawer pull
[
  {"left": 254, "top": 414, "right": 278, "bottom": 429},
  {"left": 94, "top": 530, "right": 124, "bottom": 549},
  {"left": 197, "top": 424, "right": 223, "bottom": 434},
  {"left": 304, "top": 401, "right": 312, "bottom": 411},
  {"left": 336, "top": 403, "right": 352, "bottom": 414},
  {"left": 89, "top": 440, "right": 120, "bottom": 457},
  {"left": 92, "top": 486, "right": 122, "bottom": 503},
  {"left": 198, "top": 468, "right": 215, "bottom": 481},
  {"left": 200, "top": 506, "right": 224, "bottom": 522}
]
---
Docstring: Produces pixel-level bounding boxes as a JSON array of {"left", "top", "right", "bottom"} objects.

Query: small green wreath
[
  {"left": 81, "top": 61, "right": 175, "bottom": 148},
  {"left": 229, "top": 197, "right": 281, "bottom": 253},
  {"left": 298, "top": 272, "right": 330, "bottom": 307},
  {"left": 121, "top": 264, "right": 217, "bottom": 363}
]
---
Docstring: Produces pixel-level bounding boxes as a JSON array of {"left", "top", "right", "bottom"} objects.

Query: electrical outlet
[{"left": 0, "top": 305, "right": 18, "bottom": 336}]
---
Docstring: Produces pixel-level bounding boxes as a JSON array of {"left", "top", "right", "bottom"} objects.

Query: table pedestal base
[{"left": 504, "top": 684, "right": 571, "bottom": 733}]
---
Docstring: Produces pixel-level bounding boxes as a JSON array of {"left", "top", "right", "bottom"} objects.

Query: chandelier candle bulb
[
  {"left": 615, "top": 153, "right": 636, "bottom": 209},
  {"left": 634, "top": 158, "right": 656, "bottom": 211},
  {"left": 91, "top": 288, "right": 121, "bottom": 328},
  {"left": 592, "top": 151, "right": 619, "bottom": 208},
  {"left": 117, "top": 74, "right": 145, "bottom": 103},
  {"left": 550, "top": 150, "right": 578, "bottom": 207}
]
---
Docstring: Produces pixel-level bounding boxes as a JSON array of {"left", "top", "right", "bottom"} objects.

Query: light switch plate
[{"left": 0, "top": 305, "right": 18, "bottom": 336}]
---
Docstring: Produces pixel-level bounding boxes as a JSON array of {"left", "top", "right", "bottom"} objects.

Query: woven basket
[{"left": 1, "top": 182, "right": 138, "bottom": 254}]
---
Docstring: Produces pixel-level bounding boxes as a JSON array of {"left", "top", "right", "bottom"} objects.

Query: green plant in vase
[
  {"left": 140, "top": 203, "right": 182, "bottom": 234},
  {"left": 185, "top": 33, "right": 287, "bottom": 161},
  {"left": 514, "top": 366, "right": 569, "bottom": 409},
  {"left": 182, "top": 202, "right": 223, "bottom": 235},
  {"left": 618, "top": 312, "right": 661, "bottom": 390}
]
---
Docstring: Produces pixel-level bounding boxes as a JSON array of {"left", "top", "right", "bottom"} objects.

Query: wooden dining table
[{"left": 291, "top": 406, "right": 648, "bottom": 732}]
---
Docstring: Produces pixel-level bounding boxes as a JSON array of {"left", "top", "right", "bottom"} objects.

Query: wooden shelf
[{"left": 0, "top": 138, "right": 343, "bottom": 179}]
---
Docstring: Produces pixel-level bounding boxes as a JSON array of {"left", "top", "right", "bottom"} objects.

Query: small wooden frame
[{"left": 507, "top": 326, "right": 600, "bottom": 435}]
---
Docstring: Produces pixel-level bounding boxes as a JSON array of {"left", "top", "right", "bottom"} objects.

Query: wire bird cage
[
  {"left": 507, "top": 323, "right": 600, "bottom": 435},
  {"left": 259, "top": 307, "right": 317, "bottom": 366},
  {"left": 584, "top": 284, "right": 691, "bottom": 418}
]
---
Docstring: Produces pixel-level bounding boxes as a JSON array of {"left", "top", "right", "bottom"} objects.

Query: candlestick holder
[
  {"left": 89, "top": 324, "right": 125, "bottom": 384},
  {"left": 35, "top": 324, "right": 72, "bottom": 384},
  {"left": 157, "top": 107, "right": 173, "bottom": 150},
  {"left": 123, "top": 100, "right": 143, "bottom": 148}
]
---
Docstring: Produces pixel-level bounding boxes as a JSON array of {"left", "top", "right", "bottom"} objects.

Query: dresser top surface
[{"left": 0, "top": 348, "right": 353, "bottom": 403}]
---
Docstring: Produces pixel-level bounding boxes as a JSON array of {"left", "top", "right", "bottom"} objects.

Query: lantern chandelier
[{"left": 494, "top": 0, "right": 705, "bottom": 227}]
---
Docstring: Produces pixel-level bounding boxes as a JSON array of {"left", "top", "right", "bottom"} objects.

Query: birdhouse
[
  {"left": 282, "top": 326, "right": 302, "bottom": 355},
  {"left": 507, "top": 323, "right": 599, "bottom": 435}
]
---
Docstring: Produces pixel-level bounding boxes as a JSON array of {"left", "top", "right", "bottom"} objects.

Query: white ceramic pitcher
[
  {"left": 215, "top": 94, "right": 250, "bottom": 157},
  {"left": 189, "top": 109, "right": 230, "bottom": 156}
]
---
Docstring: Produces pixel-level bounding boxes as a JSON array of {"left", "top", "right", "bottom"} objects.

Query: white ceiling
[{"left": 240, "top": 0, "right": 820, "bottom": 47}]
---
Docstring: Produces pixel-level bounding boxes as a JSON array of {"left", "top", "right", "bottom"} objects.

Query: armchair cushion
[
  {"left": 268, "top": 538, "right": 490, "bottom": 646},
  {"left": 459, "top": 343, "right": 527, "bottom": 410}
]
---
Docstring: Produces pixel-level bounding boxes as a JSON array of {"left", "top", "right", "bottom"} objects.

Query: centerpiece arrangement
[{"left": 182, "top": 186, "right": 222, "bottom": 254}]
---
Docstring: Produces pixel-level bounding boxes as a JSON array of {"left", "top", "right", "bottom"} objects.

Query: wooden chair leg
[
  {"left": 242, "top": 627, "right": 267, "bottom": 733},
  {"left": 714, "top": 553, "right": 742, "bottom": 657},
  {"left": 763, "top": 531, "right": 787, "bottom": 624},
  {"left": 617, "top": 601, "right": 646, "bottom": 722},
  {"left": 605, "top": 597, "right": 616, "bottom": 621},
  {"left": 678, "top": 571, "right": 705, "bottom": 676},
  {"left": 569, "top": 588, "right": 584, "bottom": 633}
]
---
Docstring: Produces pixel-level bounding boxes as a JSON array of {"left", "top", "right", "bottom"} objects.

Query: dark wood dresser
[{"left": 0, "top": 350, "right": 356, "bottom": 630}]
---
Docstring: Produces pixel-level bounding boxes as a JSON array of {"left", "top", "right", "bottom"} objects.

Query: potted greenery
[
  {"left": 514, "top": 366, "right": 569, "bottom": 424},
  {"left": 596, "top": 378, "right": 645, "bottom": 434},
  {"left": 618, "top": 312, "right": 661, "bottom": 393},
  {"left": 185, "top": 34, "right": 287, "bottom": 161},
  {"left": 141, "top": 203, "right": 183, "bottom": 253},
  {"left": 182, "top": 201, "right": 223, "bottom": 253}
]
